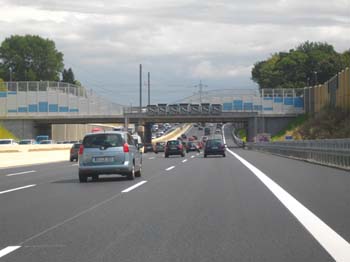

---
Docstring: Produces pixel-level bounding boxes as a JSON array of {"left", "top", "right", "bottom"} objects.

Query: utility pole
[
  {"left": 139, "top": 64, "right": 142, "bottom": 112},
  {"left": 148, "top": 72, "right": 150, "bottom": 106},
  {"left": 194, "top": 80, "right": 207, "bottom": 103}
]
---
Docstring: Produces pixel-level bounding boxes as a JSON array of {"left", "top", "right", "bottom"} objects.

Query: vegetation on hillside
[
  {"left": 251, "top": 41, "right": 350, "bottom": 90},
  {"left": 0, "top": 125, "right": 18, "bottom": 140},
  {"left": 0, "top": 35, "right": 79, "bottom": 84}
]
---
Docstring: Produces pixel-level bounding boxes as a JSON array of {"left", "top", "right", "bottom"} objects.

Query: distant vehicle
[
  {"left": 204, "top": 139, "right": 226, "bottom": 158},
  {"left": 186, "top": 141, "right": 200, "bottom": 153},
  {"left": 215, "top": 129, "right": 221, "bottom": 134},
  {"left": 197, "top": 141, "right": 204, "bottom": 149},
  {"left": 154, "top": 142, "right": 165, "bottom": 153},
  {"left": 201, "top": 136, "right": 208, "bottom": 143},
  {"left": 36, "top": 135, "right": 49, "bottom": 143},
  {"left": 78, "top": 131, "right": 142, "bottom": 182},
  {"left": 0, "top": 139, "right": 18, "bottom": 145},
  {"left": 198, "top": 126, "right": 203, "bottom": 130},
  {"left": 70, "top": 143, "right": 81, "bottom": 161},
  {"left": 165, "top": 140, "right": 185, "bottom": 157},
  {"left": 144, "top": 143, "right": 154, "bottom": 153},
  {"left": 188, "top": 136, "right": 194, "bottom": 141},
  {"left": 39, "top": 140, "right": 55, "bottom": 144},
  {"left": 19, "top": 139, "right": 36, "bottom": 145},
  {"left": 204, "top": 127, "right": 211, "bottom": 136},
  {"left": 181, "top": 133, "right": 187, "bottom": 139}
]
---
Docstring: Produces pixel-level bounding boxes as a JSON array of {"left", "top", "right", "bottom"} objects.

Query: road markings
[
  {"left": 226, "top": 148, "right": 350, "bottom": 261},
  {"left": 182, "top": 159, "right": 188, "bottom": 163},
  {"left": 148, "top": 157, "right": 155, "bottom": 160},
  {"left": 121, "top": 181, "right": 148, "bottom": 193},
  {"left": 166, "top": 166, "right": 175, "bottom": 171},
  {"left": 0, "top": 184, "right": 36, "bottom": 195},
  {"left": 6, "top": 170, "right": 36, "bottom": 177},
  {"left": 191, "top": 155, "right": 195, "bottom": 159},
  {"left": 222, "top": 123, "right": 350, "bottom": 261},
  {"left": 71, "top": 164, "right": 78, "bottom": 166},
  {"left": 0, "top": 246, "right": 21, "bottom": 258},
  {"left": 196, "top": 153, "right": 200, "bottom": 156}
]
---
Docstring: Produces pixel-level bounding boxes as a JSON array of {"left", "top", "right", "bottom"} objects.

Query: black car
[
  {"left": 70, "top": 143, "right": 81, "bottom": 161},
  {"left": 204, "top": 139, "right": 225, "bottom": 157},
  {"left": 186, "top": 141, "right": 200, "bottom": 153},
  {"left": 154, "top": 142, "right": 165, "bottom": 153},
  {"left": 144, "top": 143, "right": 154, "bottom": 153},
  {"left": 181, "top": 133, "right": 187, "bottom": 139},
  {"left": 165, "top": 140, "right": 185, "bottom": 157}
]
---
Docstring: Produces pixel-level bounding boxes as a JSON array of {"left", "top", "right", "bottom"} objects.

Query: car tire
[
  {"left": 223, "top": 153, "right": 226, "bottom": 157},
  {"left": 127, "top": 164, "right": 135, "bottom": 180},
  {"left": 79, "top": 171, "right": 87, "bottom": 183},
  {"left": 165, "top": 154, "right": 169, "bottom": 158},
  {"left": 70, "top": 158, "right": 74, "bottom": 162},
  {"left": 155, "top": 151, "right": 158, "bottom": 154},
  {"left": 135, "top": 166, "right": 142, "bottom": 177},
  {"left": 204, "top": 154, "right": 207, "bottom": 158},
  {"left": 181, "top": 153, "right": 185, "bottom": 157}
]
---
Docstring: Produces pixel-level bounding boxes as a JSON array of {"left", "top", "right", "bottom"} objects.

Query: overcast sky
[{"left": 0, "top": 0, "right": 349, "bottom": 104}]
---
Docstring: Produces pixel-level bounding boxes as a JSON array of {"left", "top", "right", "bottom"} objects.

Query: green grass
[
  {"left": 0, "top": 125, "right": 18, "bottom": 140},
  {"left": 271, "top": 114, "right": 308, "bottom": 141},
  {"left": 237, "top": 128, "right": 247, "bottom": 142}
]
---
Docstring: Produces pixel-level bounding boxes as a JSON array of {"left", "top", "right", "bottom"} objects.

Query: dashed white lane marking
[
  {"left": 0, "top": 184, "right": 36, "bottom": 195},
  {"left": 182, "top": 159, "right": 188, "bottom": 163},
  {"left": 6, "top": 170, "right": 36, "bottom": 177},
  {"left": 0, "top": 246, "right": 21, "bottom": 258},
  {"left": 71, "top": 164, "right": 78, "bottom": 166},
  {"left": 166, "top": 166, "right": 175, "bottom": 171},
  {"left": 148, "top": 157, "right": 155, "bottom": 160},
  {"left": 222, "top": 124, "right": 350, "bottom": 262},
  {"left": 191, "top": 155, "right": 195, "bottom": 158},
  {"left": 196, "top": 153, "right": 200, "bottom": 156},
  {"left": 121, "top": 181, "right": 148, "bottom": 193}
]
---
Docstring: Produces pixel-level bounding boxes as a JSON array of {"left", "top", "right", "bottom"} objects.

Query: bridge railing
[{"left": 247, "top": 139, "right": 350, "bottom": 170}]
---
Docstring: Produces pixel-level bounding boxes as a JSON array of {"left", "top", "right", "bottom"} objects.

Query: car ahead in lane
[
  {"left": 154, "top": 142, "right": 165, "bottom": 153},
  {"left": 78, "top": 131, "right": 142, "bottom": 182},
  {"left": 186, "top": 141, "right": 200, "bottom": 153},
  {"left": 144, "top": 143, "right": 154, "bottom": 153},
  {"left": 204, "top": 139, "right": 226, "bottom": 158},
  {"left": 70, "top": 143, "right": 81, "bottom": 162},
  {"left": 39, "top": 140, "right": 55, "bottom": 144},
  {"left": 165, "top": 140, "right": 185, "bottom": 157}
]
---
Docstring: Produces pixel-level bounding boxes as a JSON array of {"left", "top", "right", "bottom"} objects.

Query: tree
[
  {"left": 62, "top": 67, "right": 75, "bottom": 84},
  {"left": 0, "top": 35, "right": 64, "bottom": 81},
  {"left": 251, "top": 41, "right": 345, "bottom": 89}
]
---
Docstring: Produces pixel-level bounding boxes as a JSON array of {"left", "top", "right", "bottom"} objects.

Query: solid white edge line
[
  {"left": 6, "top": 170, "right": 36, "bottom": 177},
  {"left": 0, "top": 184, "right": 36, "bottom": 195},
  {"left": 222, "top": 124, "right": 350, "bottom": 261},
  {"left": 166, "top": 166, "right": 175, "bottom": 171},
  {"left": 0, "top": 246, "right": 21, "bottom": 258},
  {"left": 182, "top": 159, "right": 188, "bottom": 163},
  {"left": 121, "top": 181, "right": 147, "bottom": 193}
]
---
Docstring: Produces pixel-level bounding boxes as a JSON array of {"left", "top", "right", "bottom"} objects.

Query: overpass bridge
[{"left": 0, "top": 81, "right": 305, "bottom": 141}]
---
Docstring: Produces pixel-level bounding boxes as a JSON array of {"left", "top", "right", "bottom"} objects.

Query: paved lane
[{"left": 1, "top": 124, "right": 348, "bottom": 261}]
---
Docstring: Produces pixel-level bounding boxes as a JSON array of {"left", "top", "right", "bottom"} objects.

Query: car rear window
[
  {"left": 0, "top": 140, "right": 11, "bottom": 144},
  {"left": 73, "top": 143, "right": 81, "bottom": 148},
  {"left": 83, "top": 134, "right": 123, "bottom": 148},
  {"left": 167, "top": 140, "right": 179, "bottom": 145},
  {"left": 207, "top": 140, "right": 222, "bottom": 147}
]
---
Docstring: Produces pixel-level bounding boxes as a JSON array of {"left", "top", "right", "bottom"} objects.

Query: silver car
[{"left": 78, "top": 131, "right": 142, "bottom": 182}]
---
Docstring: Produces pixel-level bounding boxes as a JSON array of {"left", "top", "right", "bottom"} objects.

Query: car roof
[{"left": 84, "top": 131, "right": 127, "bottom": 137}]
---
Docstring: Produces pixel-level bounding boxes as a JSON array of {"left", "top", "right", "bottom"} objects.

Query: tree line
[
  {"left": 0, "top": 35, "right": 79, "bottom": 85},
  {"left": 251, "top": 41, "right": 350, "bottom": 89}
]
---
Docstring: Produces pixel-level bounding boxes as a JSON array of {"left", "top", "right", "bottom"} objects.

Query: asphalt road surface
[{"left": 1, "top": 124, "right": 350, "bottom": 261}]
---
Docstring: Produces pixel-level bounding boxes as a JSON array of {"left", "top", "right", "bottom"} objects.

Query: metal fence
[{"left": 247, "top": 139, "right": 350, "bottom": 170}]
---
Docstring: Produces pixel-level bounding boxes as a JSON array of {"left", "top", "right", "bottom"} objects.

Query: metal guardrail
[{"left": 247, "top": 139, "right": 350, "bottom": 170}]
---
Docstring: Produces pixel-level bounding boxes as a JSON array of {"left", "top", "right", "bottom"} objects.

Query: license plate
[{"left": 94, "top": 157, "right": 114, "bottom": 163}]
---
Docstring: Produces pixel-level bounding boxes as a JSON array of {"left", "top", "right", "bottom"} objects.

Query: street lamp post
[
  {"left": 314, "top": 71, "right": 318, "bottom": 85},
  {"left": 9, "top": 67, "right": 12, "bottom": 82}
]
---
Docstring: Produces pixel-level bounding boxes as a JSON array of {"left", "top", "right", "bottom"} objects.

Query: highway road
[{"left": 1, "top": 124, "right": 350, "bottom": 261}]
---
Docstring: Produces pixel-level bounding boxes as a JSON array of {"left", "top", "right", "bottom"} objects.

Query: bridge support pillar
[{"left": 144, "top": 122, "right": 153, "bottom": 144}]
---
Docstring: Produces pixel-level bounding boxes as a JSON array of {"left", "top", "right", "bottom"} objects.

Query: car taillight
[
  {"left": 78, "top": 144, "right": 84, "bottom": 155},
  {"left": 178, "top": 144, "right": 183, "bottom": 150},
  {"left": 123, "top": 143, "right": 129, "bottom": 153}
]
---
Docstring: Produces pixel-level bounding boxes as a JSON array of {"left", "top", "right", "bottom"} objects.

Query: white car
[{"left": 0, "top": 139, "right": 18, "bottom": 145}]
